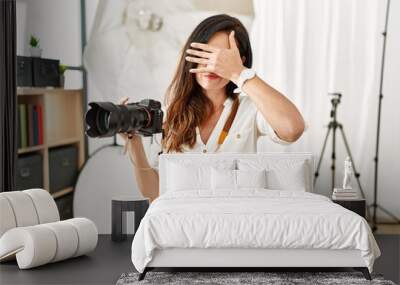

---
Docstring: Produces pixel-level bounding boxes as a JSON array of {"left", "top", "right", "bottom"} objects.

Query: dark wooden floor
[
  {"left": 374, "top": 234, "right": 400, "bottom": 284},
  {"left": 0, "top": 234, "right": 399, "bottom": 285},
  {"left": 0, "top": 235, "right": 134, "bottom": 285}
]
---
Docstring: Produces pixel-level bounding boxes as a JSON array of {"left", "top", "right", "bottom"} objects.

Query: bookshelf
[{"left": 17, "top": 87, "right": 85, "bottom": 200}]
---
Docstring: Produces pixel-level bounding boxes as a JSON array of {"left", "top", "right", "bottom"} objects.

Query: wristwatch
[{"left": 233, "top": 68, "right": 256, "bottom": 93}]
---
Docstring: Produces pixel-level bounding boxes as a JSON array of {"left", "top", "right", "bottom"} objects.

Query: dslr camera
[{"left": 85, "top": 99, "right": 163, "bottom": 138}]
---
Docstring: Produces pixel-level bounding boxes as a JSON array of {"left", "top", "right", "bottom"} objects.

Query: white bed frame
[
  {"left": 140, "top": 153, "right": 371, "bottom": 280},
  {"left": 148, "top": 248, "right": 365, "bottom": 268}
]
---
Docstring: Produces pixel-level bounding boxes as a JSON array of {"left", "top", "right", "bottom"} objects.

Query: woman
[{"left": 120, "top": 14, "right": 305, "bottom": 202}]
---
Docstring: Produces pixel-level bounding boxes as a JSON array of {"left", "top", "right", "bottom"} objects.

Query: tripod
[
  {"left": 370, "top": 0, "right": 400, "bottom": 231},
  {"left": 314, "top": 93, "right": 368, "bottom": 204}
]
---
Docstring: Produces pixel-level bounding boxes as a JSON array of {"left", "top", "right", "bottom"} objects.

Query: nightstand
[
  {"left": 332, "top": 198, "right": 366, "bottom": 218},
  {"left": 111, "top": 196, "right": 149, "bottom": 242}
]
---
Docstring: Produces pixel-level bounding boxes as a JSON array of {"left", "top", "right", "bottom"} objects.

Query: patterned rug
[{"left": 116, "top": 271, "right": 396, "bottom": 285}]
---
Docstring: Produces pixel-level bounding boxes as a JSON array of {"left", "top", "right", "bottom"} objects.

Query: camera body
[
  {"left": 85, "top": 99, "right": 163, "bottom": 138},
  {"left": 134, "top": 99, "right": 163, "bottom": 136}
]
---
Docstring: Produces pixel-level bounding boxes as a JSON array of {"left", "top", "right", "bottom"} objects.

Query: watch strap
[{"left": 233, "top": 68, "right": 256, "bottom": 93}]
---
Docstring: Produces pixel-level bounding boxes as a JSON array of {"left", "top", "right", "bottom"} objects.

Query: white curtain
[{"left": 251, "top": 0, "right": 398, "bottom": 219}]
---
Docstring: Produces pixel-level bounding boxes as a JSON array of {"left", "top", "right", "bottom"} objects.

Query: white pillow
[
  {"left": 236, "top": 169, "right": 267, "bottom": 189},
  {"left": 167, "top": 162, "right": 210, "bottom": 191},
  {"left": 237, "top": 159, "right": 309, "bottom": 191},
  {"left": 211, "top": 168, "right": 267, "bottom": 190},
  {"left": 211, "top": 168, "right": 236, "bottom": 190},
  {"left": 266, "top": 162, "right": 307, "bottom": 191},
  {"left": 166, "top": 159, "right": 236, "bottom": 192}
]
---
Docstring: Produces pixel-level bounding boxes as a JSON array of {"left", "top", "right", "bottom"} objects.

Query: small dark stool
[
  {"left": 111, "top": 196, "right": 149, "bottom": 242},
  {"left": 332, "top": 198, "right": 366, "bottom": 218}
]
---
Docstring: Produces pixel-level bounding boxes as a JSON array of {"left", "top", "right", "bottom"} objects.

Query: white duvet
[{"left": 131, "top": 190, "right": 380, "bottom": 273}]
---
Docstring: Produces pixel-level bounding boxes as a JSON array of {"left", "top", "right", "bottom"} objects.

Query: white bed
[{"left": 131, "top": 153, "right": 380, "bottom": 280}]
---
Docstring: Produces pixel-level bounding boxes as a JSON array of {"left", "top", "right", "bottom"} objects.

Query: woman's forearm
[
  {"left": 126, "top": 137, "right": 159, "bottom": 202},
  {"left": 236, "top": 74, "right": 305, "bottom": 142}
]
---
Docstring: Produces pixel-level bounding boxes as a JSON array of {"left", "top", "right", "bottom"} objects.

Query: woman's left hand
[{"left": 185, "top": 31, "right": 245, "bottom": 85}]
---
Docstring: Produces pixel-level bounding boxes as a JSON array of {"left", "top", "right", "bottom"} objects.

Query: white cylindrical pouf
[
  {"left": 23, "top": 189, "right": 60, "bottom": 224},
  {"left": 0, "top": 226, "right": 57, "bottom": 269},
  {"left": 0, "top": 196, "right": 17, "bottom": 237},
  {"left": 42, "top": 221, "right": 79, "bottom": 262},
  {"left": 65, "top": 218, "right": 98, "bottom": 257},
  {"left": 1, "top": 192, "right": 39, "bottom": 227}
]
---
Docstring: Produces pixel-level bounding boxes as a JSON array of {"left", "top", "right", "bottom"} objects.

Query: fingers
[
  {"left": 119, "top": 97, "right": 129, "bottom": 105},
  {"left": 189, "top": 67, "right": 212, "bottom": 73},
  {"left": 185, "top": 49, "right": 212, "bottom": 59},
  {"left": 185, "top": 56, "right": 210, "bottom": 65},
  {"left": 229, "top": 30, "right": 238, "bottom": 50},
  {"left": 190, "top": 42, "right": 218, "bottom": 52}
]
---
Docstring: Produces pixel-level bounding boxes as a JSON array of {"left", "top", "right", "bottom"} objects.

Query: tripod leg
[
  {"left": 331, "top": 123, "right": 337, "bottom": 193},
  {"left": 376, "top": 205, "right": 400, "bottom": 223},
  {"left": 314, "top": 126, "right": 332, "bottom": 187}
]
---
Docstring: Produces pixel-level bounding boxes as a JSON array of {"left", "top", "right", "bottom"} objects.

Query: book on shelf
[
  {"left": 33, "top": 105, "right": 39, "bottom": 145},
  {"left": 37, "top": 104, "right": 44, "bottom": 144},
  {"left": 18, "top": 103, "right": 44, "bottom": 149},
  {"left": 27, "top": 104, "right": 34, "bottom": 146},
  {"left": 19, "top": 104, "right": 28, "bottom": 148}
]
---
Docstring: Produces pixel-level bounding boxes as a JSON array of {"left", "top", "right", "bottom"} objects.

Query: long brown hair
[{"left": 162, "top": 14, "right": 253, "bottom": 153}]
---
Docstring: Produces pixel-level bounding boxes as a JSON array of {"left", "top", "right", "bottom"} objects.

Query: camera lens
[
  {"left": 96, "top": 109, "right": 110, "bottom": 134},
  {"left": 85, "top": 100, "right": 163, "bottom": 138}
]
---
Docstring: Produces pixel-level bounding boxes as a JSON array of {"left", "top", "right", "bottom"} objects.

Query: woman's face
[{"left": 194, "top": 31, "right": 230, "bottom": 91}]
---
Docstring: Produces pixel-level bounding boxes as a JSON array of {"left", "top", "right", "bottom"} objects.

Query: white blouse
[
  {"left": 188, "top": 92, "right": 293, "bottom": 153},
  {"left": 147, "top": 92, "right": 292, "bottom": 167}
]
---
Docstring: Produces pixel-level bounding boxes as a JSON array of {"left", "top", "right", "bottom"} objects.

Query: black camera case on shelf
[
  {"left": 17, "top": 56, "right": 33, "bottom": 87},
  {"left": 16, "top": 153, "right": 44, "bottom": 190},
  {"left": 32, "top": 57, "right": 60, "bottom": 87},
  {"left": 49, "top": 146, "right": 78, "bottom": 194},
  {"left": 17, "top": 56, "right": 60, "bottom": 87}
]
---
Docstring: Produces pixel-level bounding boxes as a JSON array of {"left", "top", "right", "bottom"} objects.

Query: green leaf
[
  {"left": 30, "top": 35, "right": 40, "bottom": 48},
  {"left": 59, "top": 64, "right": 67, "bottom": 75}
]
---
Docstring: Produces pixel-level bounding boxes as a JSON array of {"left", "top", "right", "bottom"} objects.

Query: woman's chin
[{"left": 198, "top": 80, "right": 227, "bottom": 91}]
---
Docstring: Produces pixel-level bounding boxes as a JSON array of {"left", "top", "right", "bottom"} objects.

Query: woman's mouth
[{"left": 204, "top": 73, "right": 220, "bottom": 80}]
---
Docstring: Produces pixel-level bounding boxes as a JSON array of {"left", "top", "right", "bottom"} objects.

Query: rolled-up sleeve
[{"left": 255, "top": 110, "right": 294, "bottom": 145}]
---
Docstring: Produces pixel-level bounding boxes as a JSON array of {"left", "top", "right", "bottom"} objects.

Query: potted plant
[
  {"left": 59, "top": 64, "right": 67, "bottom": 88},
  {"left": 29, "top": 35, "right": 42, "bottom": 57}
]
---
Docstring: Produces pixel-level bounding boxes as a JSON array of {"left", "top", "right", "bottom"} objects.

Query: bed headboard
[{"left": 159, "top": 152, "right": 314, "bottom": 194}]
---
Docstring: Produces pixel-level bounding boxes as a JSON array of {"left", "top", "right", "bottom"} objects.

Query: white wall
[{"left": 16, "top": 0, "right": 83, "bottom": 89}]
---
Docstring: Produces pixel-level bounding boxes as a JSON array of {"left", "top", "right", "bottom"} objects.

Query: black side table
[
  {"left": 332, "top": 198, "right": 366, "bottom": 218},
  {"left": 112, "top": 196, "right": 149, "bottom": 242}
]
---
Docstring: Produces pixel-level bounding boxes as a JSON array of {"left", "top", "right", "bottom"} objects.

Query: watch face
[{"left": 242, "top": 68, "right": 255, "bottom": 80}]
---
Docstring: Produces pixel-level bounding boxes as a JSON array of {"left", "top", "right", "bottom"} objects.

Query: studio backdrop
[{"left": 84, "top": 0, "right": 400, "bottom": 221}]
